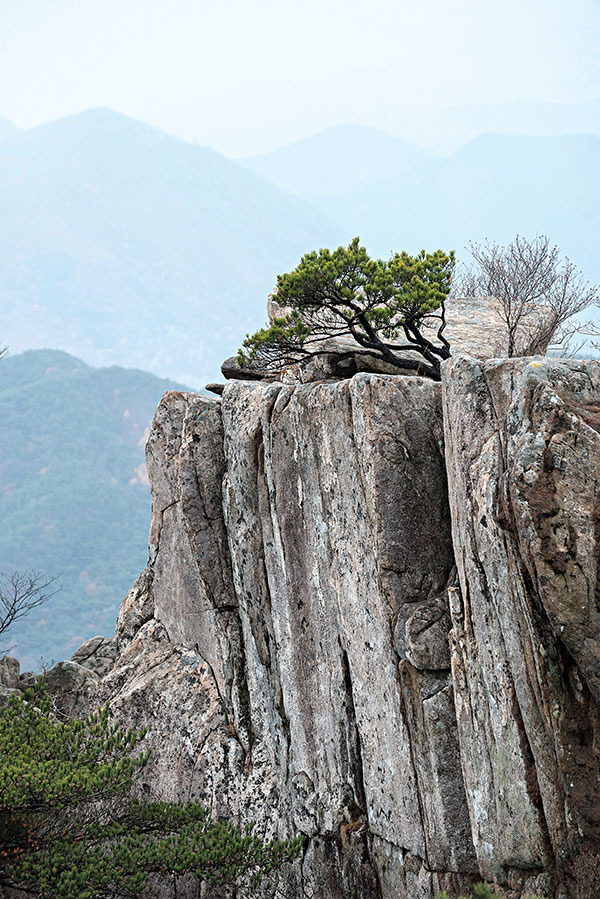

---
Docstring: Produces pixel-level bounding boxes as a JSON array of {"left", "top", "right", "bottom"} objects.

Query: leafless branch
[
  {"left": 0, "top": 571, "right": 61, "bottom": 649},
  {"left": 459, "top": 235, "right": 598, "bottom": 357}
]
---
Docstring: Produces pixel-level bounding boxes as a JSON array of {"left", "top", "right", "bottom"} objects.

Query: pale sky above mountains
[{"left": 0, "top": 0, "right": 598, "bottom": 155}]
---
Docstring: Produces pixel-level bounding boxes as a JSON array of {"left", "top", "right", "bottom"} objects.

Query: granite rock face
[
  {"left": 71, "top": 635, "right": 118, "bottom": 678},
  {"left": 0, "top": 656, "right": 21, "bottom": 708},
  {"left": 99, "top": 357, "right": 600, "bottom": 898},
  {"left": 443, "top": 356, "right": 600, "bottom": 897}
]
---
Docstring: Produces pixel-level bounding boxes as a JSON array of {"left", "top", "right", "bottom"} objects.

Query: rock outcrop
[
  {"left": 0, "top": 636, "right": 117, "bottom": 714},
  {"left": 443, "top": 355, "right": 600, "bottom": 896},
  {"left": 217, "top": 295, "right": 508, "bottom": 389},
  {"left": 265, "top": 292, "right": 509, "bottom": 359},
  {"left": 98, "top": 355, "right": 600, "bottom": 898}
]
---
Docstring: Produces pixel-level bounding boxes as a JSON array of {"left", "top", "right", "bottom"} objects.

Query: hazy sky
[{"left": 0, "top": 0, "right": 598, "bottom": 154}]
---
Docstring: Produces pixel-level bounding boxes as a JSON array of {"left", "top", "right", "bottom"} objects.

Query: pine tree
[
  {"left": 0, "top": 684, "right": 303, "bottom": 898},
  {"left": 238, "top": 238, "right": 455, "bottom": 381}
]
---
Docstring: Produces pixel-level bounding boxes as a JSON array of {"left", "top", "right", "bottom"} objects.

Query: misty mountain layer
[
  {"left": 0, "top": 109, "right": 341, "bottom": 388},
  {"left": 0, "top": 114, "right": 19, "bottom": 142},
  {"left": 244, "top": 129, "right": 600, "bottom": 289},
  {"left": 1, "top": 108, "right": 598, "bottom": 389},
  {"left": 242, "top": 124, "right": 431, "bottom": 205}
]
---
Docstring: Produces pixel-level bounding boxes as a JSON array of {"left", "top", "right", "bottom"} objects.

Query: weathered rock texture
[
  {"left": 443, "top": 355, "right": 600, "bottom": 897},
  {"left": 0, "top": 636, "right": 117, "bottom": 713},
  {"left": 266, "top": 292, "right": 509, "bottom": 358},
  {"left": 218, "top": 295, "right": 508, "bottom": 388},
  {"left": 99, "top": 356, "right": 600, "bottom": 898}
]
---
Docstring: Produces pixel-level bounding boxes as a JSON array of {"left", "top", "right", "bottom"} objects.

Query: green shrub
[{"left": 0, "top": 684, "right": 303, "bottom": 897}]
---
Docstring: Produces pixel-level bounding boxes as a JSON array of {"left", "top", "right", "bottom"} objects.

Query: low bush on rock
[{"left": 0, "top": 683, "right": 303, "bottom": 898}]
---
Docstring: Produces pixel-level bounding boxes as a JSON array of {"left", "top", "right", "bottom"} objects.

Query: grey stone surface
[
  {"left": 443, "top": 354, "right": 600, "bottom": 894},
  {"left": 266, "top": 291, "right": 511, "bottom": 378},
  {"left": 17, "top": 671, "right": 36, "bottom": 691},
  {"left": 71, "top": 635, "right": 118, "bottom": 677},
  {"left": 93, "top": 354, "right": 600, "bottom": 898},
  {"left": 221, "top": 355, "right": 268, "bottom": 381},
  {"left": 99, "top": 374, "right": 476, "bottom": 897},
  {"left": 422, "top": 295, "right": 508, "bottom": 359},
  {"left": 44, "top": 659, "right": 100, "bottom": 718},
  {"left": 0, "top": 655, "right": 20, "bottom": 689}
]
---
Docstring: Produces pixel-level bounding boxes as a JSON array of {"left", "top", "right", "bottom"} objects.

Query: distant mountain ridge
[
  {"left": 1, "top": 106, "right": 598, "bottom": 386},
  {"left": 331, "top": 132, "right": 600, "bottom": 279},
  {"left": 245, "top": 126, "right": 600, "bottom": 292},
  {"left": 0, "top": 108, "right": 342, "bottom": 387},
  {"left": 0, "top": 348, "right": 189, "bottom": 669},
  {"left": 240, "top": 124, "right": 431, "bottom": 204},
  {"left": 373, "top": 96, "right": 600, "bottom": 155}
]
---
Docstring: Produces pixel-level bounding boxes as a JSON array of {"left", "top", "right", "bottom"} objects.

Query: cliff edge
[{"left": 99, "top": 355, "right": 600, "bottom": 898}]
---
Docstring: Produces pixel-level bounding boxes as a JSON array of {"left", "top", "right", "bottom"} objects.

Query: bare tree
[
  {"left": 0, "top": 570, "right": 60, "bottom": 650},
  {"left": 459, "top": 235, "right": 598, "bottom": 357}
]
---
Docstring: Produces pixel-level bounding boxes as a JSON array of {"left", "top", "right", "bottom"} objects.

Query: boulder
[
  {"left": 0, "top": 656, "right": 20, "bottom": 689},
  {"left": 220, "top": 355, "right": 267, "bottom": 381},
  {"left": 44, "top": 660, "right": 99, "bottom": 718},
  {"left": 71, "top": 635, "right": 118, "bottom": 677}
]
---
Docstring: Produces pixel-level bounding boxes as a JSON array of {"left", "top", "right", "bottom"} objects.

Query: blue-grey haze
[
  {"left": 0, "top": 108, "right": 341, "bottom": 389},
  {"left": 1, "top": 107, "right": 598, "bottom": 392},
  {"left": 243, "top": 130, "right": 600, "bottom": 286}
]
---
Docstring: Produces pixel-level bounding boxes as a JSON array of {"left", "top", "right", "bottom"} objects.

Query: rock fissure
[
  {"left": 397, "top": 665, "right": 431, "bottom": 865},
  {"left": 509, "top": 682, "right": 555, "bottom": 869},
  {"left": 338, "top": 645, "right": 369, "bottom": 821}
]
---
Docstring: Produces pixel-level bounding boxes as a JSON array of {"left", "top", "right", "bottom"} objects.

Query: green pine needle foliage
[
  {"left": 238, "top": 238, "right": 455, "bottom": 381},
  {"left": 0, "top": 684, "right": 304, "bottom": 898}
]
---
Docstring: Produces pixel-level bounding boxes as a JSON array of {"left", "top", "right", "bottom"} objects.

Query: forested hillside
[{"left": 0, "top": 349, "right": 187, "bottom": 668}]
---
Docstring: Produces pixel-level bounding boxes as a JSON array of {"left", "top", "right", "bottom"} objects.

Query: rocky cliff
[{"left": 99, "top": 355, "right": 600, "bottom": 898}]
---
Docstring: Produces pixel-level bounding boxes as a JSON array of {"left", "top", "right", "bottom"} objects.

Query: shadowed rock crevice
[{"left": 338, "top": 645, "right": 369, "bottom": 824}]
